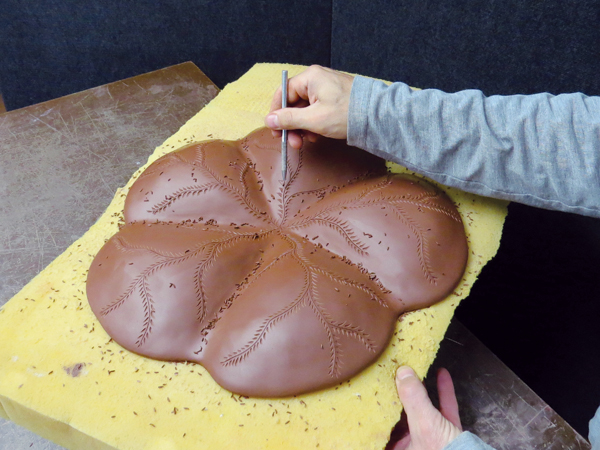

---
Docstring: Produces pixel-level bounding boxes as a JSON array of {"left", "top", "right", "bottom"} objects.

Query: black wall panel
[
  {"left": 0, "top": 0, "right": 332, "bottom": 110},
  {"left": 331, "top": 0, "right": 600, "bottom": 96}
]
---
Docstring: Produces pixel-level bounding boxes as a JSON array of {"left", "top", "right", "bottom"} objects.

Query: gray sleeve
[
  {"left": 590, "top": 406, "right": 600, "bottom": 449},
  {"left": 443, "top": 432, "right": 497, "bottom": 450},
  {"left": 348, "top": 76, "right": 600, "bottom": 218}
]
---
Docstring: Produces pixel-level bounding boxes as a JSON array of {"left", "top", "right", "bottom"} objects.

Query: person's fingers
[
  {"left": 269, "top": 86, "right": 283, "bottom": 114},
  {"left": 265, "top": 113, "right": 279, "bottom": 129},
  {"left": 266, "top": 65, "right": 352, "bottom": 140},
  {"left": 266, "top": 105, "right": 324, "bottom": 133},
  {"left": 436, "top": 368, "right": 462, "bottom": 431},
  {"left": 387, "top": 412, "right": 410, "bottom": 450},
  {"left": 396, "top": 366, "right": 463, "bottom": 450},
  {"left": 269, "top": 85, "right": 310, "bottom": 115},
  {"left": 287, "top": 130, "right": 304, "bottom": 149},
  {"left": 395, "top": 366, "right": 436, "bottom": 433},
  {"left": 269, "top": 66, "right": 319, "bottom": 114},
  {"left": 286, "top": 69, "right": 312, "bottom": 105},
  {"left": 305, "top": 130, "right": 319, "bottom": 143},
  {"left": 285, "top": 64, "right": 338, "bottom": 106},
  {"left": 266, "top": 128, "right": 303, "bottom": 148}
]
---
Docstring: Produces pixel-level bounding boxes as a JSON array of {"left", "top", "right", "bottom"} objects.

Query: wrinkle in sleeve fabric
[{"left": 348, "top": 76, "right": 600, "bottom": 218}]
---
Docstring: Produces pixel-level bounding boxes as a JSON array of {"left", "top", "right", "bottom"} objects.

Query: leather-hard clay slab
[{"left": 86, "top": 127, "right": 468, "bottom": 397}]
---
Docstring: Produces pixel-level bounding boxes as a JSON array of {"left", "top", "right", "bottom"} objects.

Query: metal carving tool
[{"left": 281, "top": 70, "right": 288, "bottom": 182}]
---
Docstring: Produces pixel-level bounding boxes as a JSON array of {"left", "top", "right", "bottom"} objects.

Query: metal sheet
[
  {"left": 424, "top": 319, "right": 591, "bottom": 449},
  {"left": 0, "top": 62, "right": 218, "bottom": 308}
]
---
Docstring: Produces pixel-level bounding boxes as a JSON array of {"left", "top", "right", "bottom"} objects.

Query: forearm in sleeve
[{"left": 348, "top": 76, "right": 600, "bottom": 218}]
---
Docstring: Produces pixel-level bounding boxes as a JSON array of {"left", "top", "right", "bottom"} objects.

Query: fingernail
[
  {"left": 396, "top": 366, "right": 416, "bottom": 381},
  {"left": 266, "top": 114, "right": 279, "bottom": 129}
]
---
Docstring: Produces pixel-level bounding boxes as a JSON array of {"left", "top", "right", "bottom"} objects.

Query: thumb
[
  {"left": 265, "top": 106, "right": 321, "bottom": 134},
  {"left": 395, "top": 366, "right": 436, "bottom": 430},
  {"left": 395, "top": 366, "right": 462, "bottom": 450}
]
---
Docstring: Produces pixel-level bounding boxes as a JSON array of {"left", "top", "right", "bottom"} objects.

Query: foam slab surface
[{"left": 0, "top": 63, "right": 508, "bottom": 450}]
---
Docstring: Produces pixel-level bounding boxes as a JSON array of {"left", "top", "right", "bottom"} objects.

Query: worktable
[{"left": 0, "top": 62, "right": 591, "bottom": 450}]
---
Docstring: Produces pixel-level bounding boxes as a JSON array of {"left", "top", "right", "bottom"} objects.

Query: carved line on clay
[
  {"left": 100, "top": 245, "right": 208, "bottom": 317},
  {"left": 307, "top": 285, "right": 341, "bottom": 377},
  {"left": 307, "top": 282, "right": 377, "bottom": 378},
  {"left": 217, "top": 235, "right": 305, "bottom": 364},
  {"left": 286, "top": 187, "right": 459, "bottom": 286},
  {"left": 193, "top": 242, "right": 223, "bottom": 324},
  {"left": 329, "top": 320, "right": 376, "bottom": 353},
  {"left": 238, "top": 162, "right": 250, "bottom": 199},
  {"left": 344, "top": 170, "right": 385, "bottom": 187},
  {"left": 136, "top": 278, "right": 155, "bottom": 346},
  {"left": 191, "top": 229, "right": 277, "bottom": 324},
  {"left": 234, "top": 248, "right": 294, "bottom": 295},
  {"left": 391, "top": 198, "right": 463, "bottom": 223},
  {"left": 355, "top": 177, "right": 394, "bottom": 201},
  {"left": 113, "top": 236, "right": 179, "bottom": 259},
  {"left": 291, "top": 177, "right": 394, "bottom": 225},
  {"left": 220, "top": 234, "right": 380, "bottom": 376},
  {"left": 149, "top": 182, "right": 220, "bottom": 214},
  {"left": 136, "top": 154, "right": 183, "bottom": 181},
  {"left": 369, "top": 189, "right": 462, "bottom": 223},
  {"left": 286, "top": 143, "right": 304, "bottom": 189},
  {"left": 101, "top": 277, "right": 137, "bottom": 316},
  {"left": 279, "top": 186, "right": 331, "bottom": 231},
  {"left": 280, "top": 173, "right": 389, "bottom": 228},
  {"left": 288, "top": 186, "right": 329, "bottom": 202},
  {"left": 221, "top": 267, "right": 309, "bottom": 367},
  {"left": 277, "top": 146, "right": 305, "bottom": 224},
  {"left": 310, "top": 265, "right": 392, "bottom": 309},
  {"left": 309, "top": 293, "right": 377, "bottom": 378},
  {"left": 173, "top": 150, "right": 201, "bottom": 166},
  {"left": 294, "top": 242, "right": 393, "bottom": 308},
  {"left": 390, "top": 205, "right": 437, "bottom": 285},
  {"left": 196, "top": 146, "right": 274, "bottom": 224},
  {"left": 137, "top": 146, "right": 205, "bottom": 182},
  {"left": 290, "top": 216, "right": 370, "bottom": 256},
  {"left": 102, "top": 230, "right": 277, "bottom": 343}
]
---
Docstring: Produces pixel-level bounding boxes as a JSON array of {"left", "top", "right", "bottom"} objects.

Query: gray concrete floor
[{"left": 0, "top": 418, "right": 64, "bottom": 450}]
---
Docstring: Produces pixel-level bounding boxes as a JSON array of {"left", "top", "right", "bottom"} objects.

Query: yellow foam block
[{"left": 0, "top": 63, "right": 508, "bottom": 450}]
